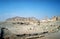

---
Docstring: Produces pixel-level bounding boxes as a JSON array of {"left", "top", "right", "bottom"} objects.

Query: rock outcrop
[
  {"left": 6, "top": 16, "right": 40, "bottom": 25},
  {"left": 0, "top": 16, "right": 60, "bottom": 39}
]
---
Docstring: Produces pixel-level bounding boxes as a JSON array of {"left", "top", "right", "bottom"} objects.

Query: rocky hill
[
  {"left": 5, "top": 16, "right": 40, "bottom": 25},
  {"left": 0, "top": 16, "right": 60, "bottom": 39}
]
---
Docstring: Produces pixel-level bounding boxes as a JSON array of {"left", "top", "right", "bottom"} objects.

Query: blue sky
[{"left": 0, "top": 0, "right": 60, "bottom": 21}]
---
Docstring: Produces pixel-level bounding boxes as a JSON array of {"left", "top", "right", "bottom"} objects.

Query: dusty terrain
[{"left": 0, "top": 16, "right": 60, "bottom": 39}]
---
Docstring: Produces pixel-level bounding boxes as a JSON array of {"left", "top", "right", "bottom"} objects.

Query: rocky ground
[{"left": 0, "top": 17, "right": 60, "bottom": 39}]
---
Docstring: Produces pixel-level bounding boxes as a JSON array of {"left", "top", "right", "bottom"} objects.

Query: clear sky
[{"left": 0, "top": 0, "right": 60, "bottom": 21}]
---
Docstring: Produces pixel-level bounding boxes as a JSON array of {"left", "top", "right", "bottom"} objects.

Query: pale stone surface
[
  {"left": 0, "top": 16, "right": 60, "bottom": 39},
  {"left": 6, "top": 16, "right": 40, "bottom": 25}
]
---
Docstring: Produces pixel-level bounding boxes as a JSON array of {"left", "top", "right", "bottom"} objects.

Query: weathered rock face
[
  {"left": 0, "top": 17, "right": 59, "bottom": 35},
  {"left": 51, "top": 16, "right": 58, "bottom": 21},
  {"left": 58, "top": 16, "right": 60, "bottom": 21},
  {"left": 0, "top": 16, "right": 60, "bottom": 39},
  {"left": 6, "top": 16, "right": 40, "bottom": 25}
]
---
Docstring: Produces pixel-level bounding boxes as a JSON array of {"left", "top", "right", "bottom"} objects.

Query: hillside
[{"left": 0, "top": 16, "right": 60, "bottom": 39}]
